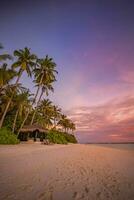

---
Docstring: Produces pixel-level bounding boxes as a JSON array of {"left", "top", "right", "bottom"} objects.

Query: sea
[{"left": 88, "top": 143, "right": 134, "bottom": 151}]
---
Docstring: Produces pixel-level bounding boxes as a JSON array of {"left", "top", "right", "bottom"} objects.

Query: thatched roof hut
[{"left": 20, "top": 124, "right": 48, "bottom": 133}]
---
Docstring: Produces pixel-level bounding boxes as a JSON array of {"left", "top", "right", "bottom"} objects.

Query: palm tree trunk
[
  {"left": 12, "top": 109, "right": 19, "bottom": 132},
  {"left": 30, "top": 89, "right": 44, "bottom": 125},
  {"left": 17, "top": 109, "right": 30, "bottom": 136},
  {"left": 0, "top": 71, "right": 22, "bottom": 128},
  {"left": 53, "top": 117, "right": 56, "bottom": 128},
  {"left": 17, "top": 88, "right": 40, "bottom": 135},
  {"left": 33, "top": 84, "right": 40, "bottom": 104},
  {"left": 32, "top": 73, "right": 44, "bottom": 105},
  {"left": 0, "top": 97, "right": 12, "bottom": 128},
  {"left": 18, "top": 74, "right": 44, "bottom": 133}
]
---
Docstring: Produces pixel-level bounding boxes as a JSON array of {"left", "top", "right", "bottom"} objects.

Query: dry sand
[{"left": 0, "top": 143, "right": 134, "bottom": 200}]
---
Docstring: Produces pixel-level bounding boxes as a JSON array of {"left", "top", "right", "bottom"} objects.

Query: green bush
[
  {"left": 3, "top": 111, "right": 22, "bottom": 133},
  {"left": 46, "top": 130, "right": 77, "bottom": 144},
  {"left": 0, "top": 127, "right": 20, "bottom": 144},
  {"left": 63, "top": 132, "right": 77, "bottom": 143},
  {"left": 46, "top": 130, "right": 67, "bottom": 144}
]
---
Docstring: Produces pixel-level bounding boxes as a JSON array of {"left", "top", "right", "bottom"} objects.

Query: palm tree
[
  {"left": 58, "top": 114, "right": 74, "bottom": 133},
  {"left": 0, "top": 44, "right": 15, "bottom": 94},
  {"left": 18, "top": 55, "right": 57, "bottom": 133},
  {"left": 58, "top": 114, "right": 67, "bottom": 132},
  {"left": 37, "top": 99, "right": 54, "bottom": 128},
  {"left": 0, "top": 84, "right": 17, "bottom": 118},
  {"left": 70, "top": 122, "right": 76, "bottom": 134},
  {"left": 34, "top": 55, "right": 57, "bottom": 83},
  {"left": 0, "top": 47, "right": 36, "bottom": 128},
  {"left": 32, "top": 55, "right": 57, "bottom": 104},
  {"left": 12, "top": 90, "right": 32, "bottom": 132},
  {"left": 0, "top": 83, "right": 26, "bottom": 120},
  {"left": 35, "top": 113, "right": 53, "bottom": 129},
  {"left": 0, "top": 64, "right": 16, "bottom": 95},
  {"left": 38, "top": 99, "right": 53, "bottom": 115},
  {"left": 12, "top": 47, "right": 37, "bottom": 77},
  {"left": 30, "top": 82, "right": 54, "bottom": 125},
  {"left": 52, "top": 105, "right": 62, "bottom": 128}
]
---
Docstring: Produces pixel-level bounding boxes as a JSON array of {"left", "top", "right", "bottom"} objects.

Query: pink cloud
[
  {"left": 67, "top": 96, "right": 134, "bottom": 142},
  {"left": 119, "top": 70, "right": 134, "bottom": 84}
]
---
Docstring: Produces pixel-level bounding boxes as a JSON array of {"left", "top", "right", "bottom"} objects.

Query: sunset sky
[{"left": 1, "top": 0, "right": 134, "bottom": 142}]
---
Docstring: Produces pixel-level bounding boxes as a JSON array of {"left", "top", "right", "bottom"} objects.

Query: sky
[{"left": 0, "top": 0, "right": 134, "bottom": 142}]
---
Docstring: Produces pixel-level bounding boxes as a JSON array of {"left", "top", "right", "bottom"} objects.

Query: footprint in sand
[
  {"left": 96, "top": 191, "right": 101, "bottom": 198},
  {"left": 20, "top": 184, "right": 33, "bottom": 191},
  {"left": 38, "top": 190, "right": 53, "bottom": 200},
  {"left": 73, "top": 191, "right": 85, "bottom": 200},
  {"left": 128, "top": 182, "right": 132, "bottom": 188},
  {"left": 73, "top": 191, "right": 78, "bottom": 198},
  {"left": 85, "top": 186, "right": 89, "bottom": 193},
  {"left": 73, "top": 191, "right": 80, "bottom": 199},
  {"left": 38, "top": 192, "right": 45, "bottom": 200}
]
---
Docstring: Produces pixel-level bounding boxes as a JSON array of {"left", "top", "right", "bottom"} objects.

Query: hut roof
[{"left": 20, "top": 124, "right": 48, "bottom": 133}]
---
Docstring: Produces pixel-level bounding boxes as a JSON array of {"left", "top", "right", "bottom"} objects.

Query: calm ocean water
[{"left": 88, "top": 144, "right": 134, "bottom": 151}]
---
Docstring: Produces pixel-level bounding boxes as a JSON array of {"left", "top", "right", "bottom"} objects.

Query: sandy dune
[{"left": 0, "top": 144, "right": 134, "bottom": 200}]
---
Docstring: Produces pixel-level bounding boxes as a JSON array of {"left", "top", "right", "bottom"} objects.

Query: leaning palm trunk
[
  {"left": 0, "top": 96, "right": 13, "bottom": 128},
  {"left": 17, "top": 74, "right": 44, "bottom": 135},
  {"left": 12, "top": 109, "right": 19, "bottom": 132},
  {"left": 53, "top": 118, "right": 57, "bottom": 129},
  {"left": 32, "top": 73, "right": 44, "bottom": 105},
  {"left": 0, "top": 72, "right": 22, "bottom": 128},
  {"left": 17, "top": 108, "right": 31, "bottom": 136},
  {"left": 33, "top": 83, "right": 40, "bottom": 104},
  {"left": 30, "top": 89, "right": 44, "bottom": 125}
]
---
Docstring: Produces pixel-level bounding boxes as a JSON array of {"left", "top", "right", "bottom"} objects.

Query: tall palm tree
[
  {"left": 32, "top": 55, "right": 57, "bottom": 105},
  {"left": 0, "top": 47, "right": 36, "bottom": 128},
  {"left": 18, "top": 55, "right": 57, "bottom": 134},
  {"left": 34, "top": 56, "right": 57, "bottom": 86}
]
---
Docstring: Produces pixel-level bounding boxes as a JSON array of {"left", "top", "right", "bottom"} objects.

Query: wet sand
[{"left": 0, "top": 143, "right": 134, "bottom": 200}]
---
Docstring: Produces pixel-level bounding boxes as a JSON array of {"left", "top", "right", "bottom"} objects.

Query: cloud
[
  {"left": 67, "top": 95, "right": 134, "bottom": 142},
  {"left": 119, "top": 70, "right": 134, "bottom": 84}
]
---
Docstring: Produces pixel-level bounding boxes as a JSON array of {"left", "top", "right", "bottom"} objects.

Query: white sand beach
[{"left": 0, "top": 144, "right": 134, "bottom": 200}]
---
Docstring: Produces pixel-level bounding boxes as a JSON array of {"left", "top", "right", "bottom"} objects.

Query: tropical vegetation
[
  {"left": 0, "top": 127, "right": 19, "bottom": 144},
  {"left": 46, "top": 130, "right": 77, "bottom": 144},
  {"left": 0, "top": 43, "right": 76, "bottom": 144}
]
